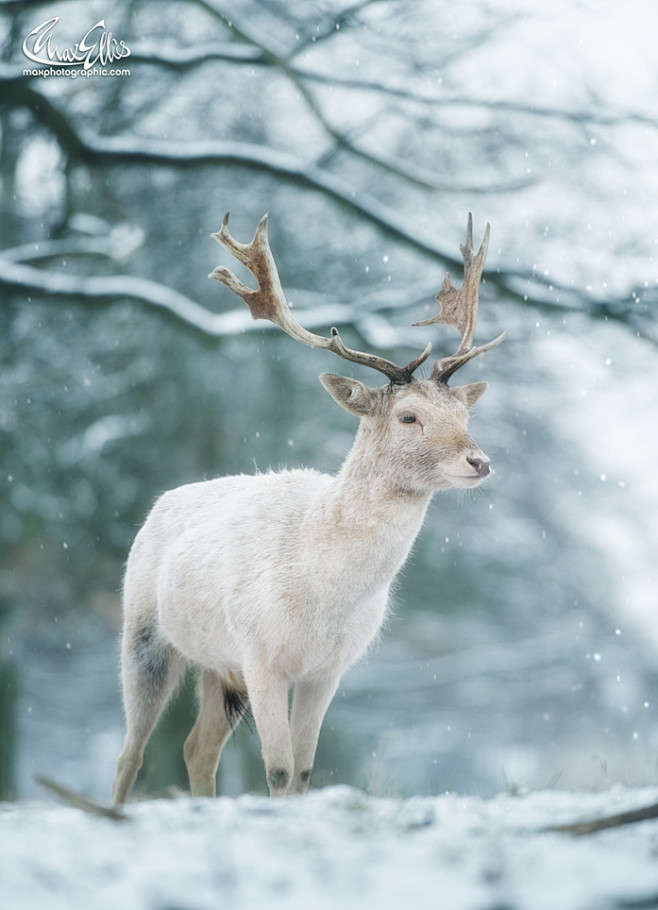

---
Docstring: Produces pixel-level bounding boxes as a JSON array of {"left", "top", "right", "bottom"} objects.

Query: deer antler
[
  {"left": 414, "top": 213, "right": 506, "bottom": 384},
  {"left": 209, "top": 213, "right": 431, "bottom": 385}
]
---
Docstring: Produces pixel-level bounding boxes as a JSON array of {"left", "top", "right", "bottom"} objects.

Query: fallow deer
[{"left": 112, "top": 213, "right": 506, "bottom": 802}]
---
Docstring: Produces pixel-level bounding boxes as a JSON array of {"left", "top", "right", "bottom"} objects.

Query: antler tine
[
  {"left": 413, "top": 213, "right": 506, "bottom": 384},
  {"left": 210, "top": 213, "right": 431, "bottom": 385}
]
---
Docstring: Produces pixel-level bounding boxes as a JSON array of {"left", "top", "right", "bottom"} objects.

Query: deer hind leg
[
  {"left": 243, "top": 661, "right": 293, "bottom": 797},
  {"left": 112, "top": 620, "right": 186, "bottom": 805},
  {"left": 184, "top": 669, "right": 248, "bottom": 797},
  {"left": 289, "top": 672, "right": 341, "bottom": 794}
]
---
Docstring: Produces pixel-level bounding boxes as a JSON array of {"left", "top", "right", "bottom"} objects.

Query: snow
[{"left": 3, "top": 785, "right": 658, "bottom": 910}]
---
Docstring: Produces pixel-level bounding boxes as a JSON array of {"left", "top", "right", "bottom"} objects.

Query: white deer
[{"left": 112, "top": 213, "right": 505, "bottom": 803}]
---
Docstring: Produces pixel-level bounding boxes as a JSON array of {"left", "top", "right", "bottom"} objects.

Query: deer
[{"left": 111, "top": 213, "right": 506, "bottom": 804}]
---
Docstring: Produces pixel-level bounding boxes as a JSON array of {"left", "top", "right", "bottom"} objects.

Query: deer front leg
[
  {"left": 244, "top": 661, "right": 293, "bottom": 797},
  {"left": 289, "top": 672, "right": 341, "bottom": 795}
]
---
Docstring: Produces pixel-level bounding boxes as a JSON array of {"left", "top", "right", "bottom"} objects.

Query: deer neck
[{"left": 327, "top": 424, "right": 432, "bottom": 561}]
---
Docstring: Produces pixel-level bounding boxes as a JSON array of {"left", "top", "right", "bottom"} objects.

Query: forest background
[{"left": 0, "top": 0, "right": 657, "bottom": 803}]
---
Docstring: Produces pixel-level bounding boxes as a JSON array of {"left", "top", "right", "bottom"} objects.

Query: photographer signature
[{"left": 23, "top": 17, "right": 130, "bottom": 70}]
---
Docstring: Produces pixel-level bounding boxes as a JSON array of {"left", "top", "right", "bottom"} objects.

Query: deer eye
[{"left": 400, "top": 413, "right": 417, "bottom": 424}]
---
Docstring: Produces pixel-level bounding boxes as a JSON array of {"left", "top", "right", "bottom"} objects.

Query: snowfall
[
  {"left": 3, "top": 0, "right": 658, "bottom": 906},
  {"left": 2, "top": 785, "right": 658, "bottom": 910}
]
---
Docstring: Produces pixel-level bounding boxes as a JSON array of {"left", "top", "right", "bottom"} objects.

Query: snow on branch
[
  {"left": 0, "top": 254, "right": 434, "bottom": 347},
  {"left": 0, "top": 256, "right": 238, "bottom": 337},
  {"left": 127, "top": 42, "right": 264, "bottom": 68},
  {"left": 0, "top": 71, "right": 462, "bottom": 264}
]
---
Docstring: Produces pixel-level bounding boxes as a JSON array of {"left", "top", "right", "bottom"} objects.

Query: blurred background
[{"left": 1, "top": 0, "right": 657, "bottom": 801}]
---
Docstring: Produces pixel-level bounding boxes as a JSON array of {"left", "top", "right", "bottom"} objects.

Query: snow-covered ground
[{"left": 3, "top": 785, "right": 658, "bottom": 910}]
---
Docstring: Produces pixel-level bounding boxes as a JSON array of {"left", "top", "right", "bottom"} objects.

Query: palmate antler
[
  {"left": 209, "top": 212, "right": 504, "bottom": 386},
  {"left": 416, "top": 213, "right": 507, "bottom": 383},
  {"left": 209, "top": 213, "right": 431, "bottom": 385}
]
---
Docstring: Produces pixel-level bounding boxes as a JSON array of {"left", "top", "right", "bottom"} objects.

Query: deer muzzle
[{"left": 466, "top": 454, "right": 491, "bottom": 479}]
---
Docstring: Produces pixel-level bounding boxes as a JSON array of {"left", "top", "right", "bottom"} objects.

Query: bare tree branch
[
  {"left": 1, "top": 68, "right": 654, "bottom": 347},
  {"left": 0, "top": 253, "right": 433, "bottom": 346},
  {"left": 187, "top": 0, "right": 290, "bottom": 57},
  {"left": 0, "top": 73, "right": 535, "bottom": 264},
  {"left": 128, "top": 42, "right": 265, "bottom": 67},
  {"left": 279, "top": 0, "right": 382, "bottom": 56},
  {"left": 0, "top": 256, "right": 230, "bottom": 336},
  {"left": 547, "top": 799, "right": 658, "bottom": 837},
  {"left": 0, "top": 70, "right": 463, "bottom": 263},
  {"left": 297, "top": 69, "right": 658, "bottom": 130},
  {"left": 2, "top": 230, "right": 143, "bottom": 264},
  {"left": 2, "top": 243, "right": 653, "bottom": 353},
  {"left": 0, "top": 0, "right": 57, "bottom": 10},
  {"left": 35, "top": 776, "right": 128, "bottom": 823}
]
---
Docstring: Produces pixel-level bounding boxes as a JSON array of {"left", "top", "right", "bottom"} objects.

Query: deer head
[{"left": 209, "top": 213, "right": 506, "bottom": 493}]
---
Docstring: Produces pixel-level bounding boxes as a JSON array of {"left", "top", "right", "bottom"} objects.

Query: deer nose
[{"left": 467, "top": 455, "right": 490, "bottom": 478}]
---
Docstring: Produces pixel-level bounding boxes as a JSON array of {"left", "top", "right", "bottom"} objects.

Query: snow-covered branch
[
  {"left": 0, "top": 257, "right": 234, "bottom": 337},
  {"left": 127, "top": 42, "right": 264, "bottom": 68},
  {"left": 0, "top": 254, "right": 433, "bottom": 347},
  {"left": 0, "top": 71, "right": 463, "bottom": 262}
]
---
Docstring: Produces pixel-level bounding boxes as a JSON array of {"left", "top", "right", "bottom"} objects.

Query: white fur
[{"left": 112, "top": 374, "right": 491, "bottom": 802}]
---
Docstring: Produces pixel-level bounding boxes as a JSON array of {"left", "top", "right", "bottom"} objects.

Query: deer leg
[
  {"left": 112, "top": 620, "right": 185, "bottom": 805},
  {"left": 243, "top": 662, "right": 292, "bottom": 797},
  {"left": 288, "top": 673, "right": 341, "bottom": 794},
  {"left": 184, "top": 669, "right": 247, "bottom": 797}
]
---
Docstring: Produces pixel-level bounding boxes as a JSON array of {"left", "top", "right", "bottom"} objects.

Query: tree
[{"left": 1, "top": 0, "right": 657, "bottom": 799}]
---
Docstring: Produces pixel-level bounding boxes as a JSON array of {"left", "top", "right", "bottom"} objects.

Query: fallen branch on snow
[
  {"left": 547, "top": 800, "right": 658, "bottom": 837},
  {"left": 35, "top": 775, "right": 129, "bottom": 823}
]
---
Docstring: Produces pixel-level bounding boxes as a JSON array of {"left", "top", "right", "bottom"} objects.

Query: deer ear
[
  {"left": 319, "top": 373, "right": 379, "bottom": 416},
  {"left": 450, "top": 381, "right": 488, "bottom": 409}
]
